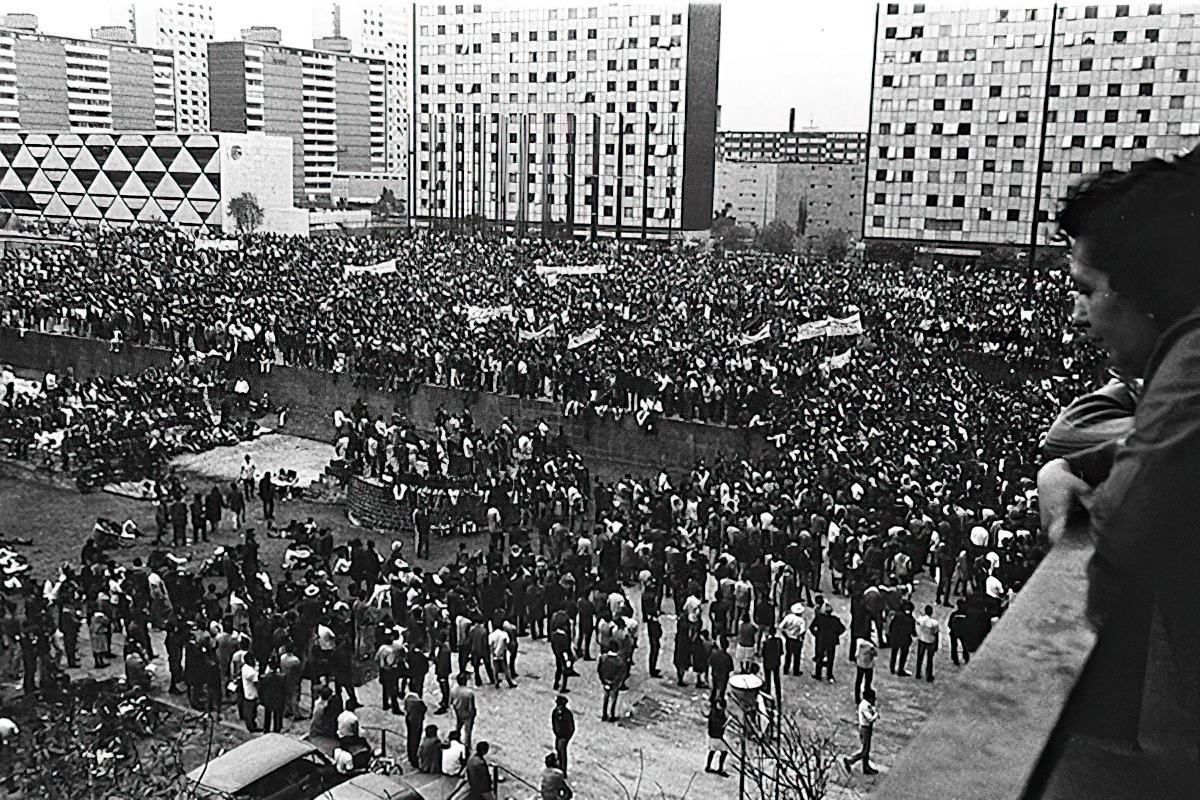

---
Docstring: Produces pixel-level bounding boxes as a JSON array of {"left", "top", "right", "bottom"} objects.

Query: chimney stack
[{"left": 789, "top": 108, "right": 796, "bottom": 133}]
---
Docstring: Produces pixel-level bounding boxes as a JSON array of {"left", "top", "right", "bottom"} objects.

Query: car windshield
[{"left": 234, "top": 754, "right": 339, "bottom": 800}]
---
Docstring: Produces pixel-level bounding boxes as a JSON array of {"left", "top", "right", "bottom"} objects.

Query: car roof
[
  {"left": 325, "top": 773, "right": 419, "bottom": 800},
  {"left": 185, "top": 734, "right": 323, "bottom": 795}
]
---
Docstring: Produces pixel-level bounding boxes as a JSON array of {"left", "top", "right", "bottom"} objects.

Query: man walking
[
  {"left": 404, "top": 689, "right": 428, "bottom": 770},
  {"left": 259, "top": 472, "right": 275, "bottom": 523},
  {"left": 707, "top": 639, "right": 734, "bottom": 705},
  {"left": 450, "top": 672, "right": 477, "bottom": 750},
  {"left": 550, "top": 620, "right": 573, "bottom": 693},
  {"left": 853, "top": 635, "right": 877, "bottom": 705},
  {"left": 465, "top": 741, "right": 495, "bottom": 800},
  {"left": 551, "top": 694, "right": 575, "bottom": 777},
  {"left": 762, "top": 626, "right": 783, "bottom": 700},
  {"left": 889, "top": 602, "right": 915, "bottom": 676},
  {"left": 842, "top": 688, "right": 879, "bottom": 775},
  {"left": 914, "top": 605, "right": 939, "bottom": 682},
  {"left": 598, "top": 643, "right": 627, "bottom": 721},
  {"left": 809, "top": 603, "right": 845, "bottom": 682}
]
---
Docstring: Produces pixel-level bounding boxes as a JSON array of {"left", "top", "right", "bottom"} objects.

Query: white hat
[
  {"left": 986, "top": 575, "right": 1004, "bottom": 598},
  {"left": 970, "top": 526, "right": 989, "bottom": 547}
]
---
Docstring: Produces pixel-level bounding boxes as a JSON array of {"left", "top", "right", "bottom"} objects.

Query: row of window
[
  {"left": 421, "top": 76, "right": 680, "bottom": 91},
  {"left": 419, "top": 158, "right": 678, "bottom": 173},
  {"left": 423, "top": 5, "right": 683, "bottom": 26},
  {"left": 873, "top": 152, "right": 1144, "bottom": 184},
  {"left": 421, "top": 26, "right": 683, "bottom": 47},
  {"left": 877, "top": 106, "right": 1168, "bottom": 135},
  {"left": 419, "top": 99, "right": 679, "bottom": 113},
  {"left": 885, "top": 4, "right": 1164, "bottom": 20}
]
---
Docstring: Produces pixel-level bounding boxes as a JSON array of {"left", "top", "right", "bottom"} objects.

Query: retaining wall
[{"left": 0, "top": 328, "right": 773, "bottom": 479}]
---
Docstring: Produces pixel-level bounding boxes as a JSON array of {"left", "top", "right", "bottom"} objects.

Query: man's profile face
[{"left": 1068, "top": 237, "right": 1160, "bottom": 378}]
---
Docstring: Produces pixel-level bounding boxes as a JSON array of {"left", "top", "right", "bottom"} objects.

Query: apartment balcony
[{"left": 876, "top": 531, "right": 1199, "bottom": 800}]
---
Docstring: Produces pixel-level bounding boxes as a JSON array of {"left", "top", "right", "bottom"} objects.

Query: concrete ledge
[{"left": 875, "top": 539, "right": 1098, "bottom": 800}]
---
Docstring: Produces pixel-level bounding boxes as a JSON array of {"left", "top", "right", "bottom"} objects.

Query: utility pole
[{"left": 1029, "top": 4, "right": 1060, "bottom": 276}]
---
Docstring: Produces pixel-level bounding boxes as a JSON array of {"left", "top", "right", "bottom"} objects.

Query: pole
[
  {"left": 1029, "top": 4, "right": 1059, "bottom": 272},
  {"left": 739, "top": 727, "right": 747, "bottom": 800}
]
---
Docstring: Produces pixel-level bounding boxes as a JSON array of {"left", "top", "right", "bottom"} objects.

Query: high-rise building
[
  {"left": 150, "top": 1, "right": 215, "bottom": 132},
  {"left": 0, "top": 14, "right": 175, "bottom": 132},
  {"left": 314, "top": 2, "right": 410, "bottom": 176},
  {"left": 865, "top": 3, "right": 1200, "bottom": 247},
  {"left": 410, "top": 2, "right": 720, "bottom": 237},
  {"left": 717, "top": 131, "right": 868, "bottom": 163},
  {"left": 208, "top": 33, "right": 387, "bottom": 202}
]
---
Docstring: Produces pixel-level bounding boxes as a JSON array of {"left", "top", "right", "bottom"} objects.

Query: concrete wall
[
  {"left": 109, "top": 48, "right": 157, "bottom": 131},
  {"left": 218, "top": 132, "right": 298, "bottom": 235},
  {"left": 13, "top": 38, "right": 70, "bottom": 130},
  {"left": 207, "top": 42, "right": 248, "bottom": 134},
  {"left": 0, "top": 329, "right": 773, "bottom": 480}
]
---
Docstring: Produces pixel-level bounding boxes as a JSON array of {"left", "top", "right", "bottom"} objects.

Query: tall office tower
[
  {"left": 0, "top": 14, "right": 175, "bottom": 132},
  {"left": 411, "top": 3, "right": 720, "bottom": 237},
  {"left": 152, "top": 1, "right": 215, "bottom": 132},
  {"left": 865, "top": 3, "right": 1200, "bottom": 247},
  {"left": 315, "top": 2, "right": 410, "bottom": 176},
  {"left": 208, "top": 31, "right": 388, "bottom": 202}
]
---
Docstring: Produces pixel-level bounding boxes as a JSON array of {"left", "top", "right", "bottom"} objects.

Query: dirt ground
[{"left": 0, "top": 441, "right": 962, "bottom": 799}]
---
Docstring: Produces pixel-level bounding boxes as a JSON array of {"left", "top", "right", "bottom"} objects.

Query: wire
[{"left": 184, "top": 705, "right": 219, "bottom": 800}]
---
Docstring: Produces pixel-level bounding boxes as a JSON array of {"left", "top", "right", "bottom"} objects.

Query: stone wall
[{"left": 0, "top": 328, "right": 774, "bottom": 479}]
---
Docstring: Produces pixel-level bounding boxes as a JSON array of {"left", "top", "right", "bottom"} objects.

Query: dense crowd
[{"left": 1, "top": 222, "right": 1113, "bottom": 794}]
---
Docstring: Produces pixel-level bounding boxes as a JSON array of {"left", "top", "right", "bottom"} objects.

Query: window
[
  {"left": 903, "top": 146, "right": 915, "bottom": 158},
  {"left": 1016, "top": 111, "right": 1029, "bottom": 122},
  {"left": 1149, "top": 3, "right": 1161, "bottom": 12},
  {"left": 990, "top": 85, "right": 1002, "bottom": 97},
  {"left": 933, "top": 99, "right": 946, "bottom": 111},
  {"left": 956, "top": 147, "right": 969, "bottom": 159},
  {"left": 1108, "top": 84, "right": 1122, "bottom": 97},
  {"left": 1133, "top": 135, "right": 1148, "bottom": 148},
  {"left": 1139, "top": 83, "right": 1154, "bottom": 96},
  {"left": 1074, "top": 110, "right": 1088, "bottom": 123},
  {"left": 874, "top": 193, "right": 886, "bottom": 204},
  {"left": 1113, "top": 31, "right": 1126, "bottom": 43},
  {"left": 882, "top": 75, "right": 894, "bottom": 87},
  {"left": 873, "top": 215, "right": 885, "bottom": 227},
  {"left": 1008, "top": 185, "right": 1022, "bottom": 197},
  {"left": 1142, "top": 56, "right": 1155, "bottom": 69},
  {"left": 1071, "top": 135, "right": 1086, "bottom": 148},
  {"left": 1084, "top": 6, "right": 1097, "bottom": 19},
  {"left": 885, "top": 27, "right": 897, "bottom": 38},
  {"left": 627, "top": 80, "right": 637, "bottom": 91},
  {"left": 1101, "top": 135, "right": 1116, "bottom": 148},
  {"left": 672, "top": 13, "right": 682, "bottom": 23},
  {"left": 1079, "top": 58, "right": 1093, "bottom": 71},
  {"left": 930, "top": 146, "right": 942, "bottom": 159},
  {"left": 1170, "top": 95, "right": 1185, "bottom": 109},
  {"left": 1007, "top": 209, "right": 1021, "bottom": 221},
  {"left": 983, "top": 159, "right": 996, "bottom": 172},
  {"left": 962, "top": 74, "right": 975, "bottom": 87},
  {"left": 1180, "top": 70, "right": 1189, "bottom": 82},
  {"left": 1146, "top": 30, "right": 1159, "bottom": 43},
  {"left": 904, "top": 122, "right": 917, "bottom": 134},
  {"left": 1048, "top": 85, "right": 1060, "bottom": 97},
  {"left": 938, "top": 50, "right": 949, "bottom": 62},
  {"left": 910, "top": 51, "right": 922, "bottom": 63},
  {"left": 958, "top": 98, "right": 973, "bottom": 112},
  {"left": 1069, "top": 161, "right": 1084, "bottom": 173},
  {"left": 1137, "top": 109, "right": 1151, "bottom": 123},
  {"left": 912, "top": 26, "right": 924, "bottom": 38},
  {"left": 1077, "top": 85, "right": 1091, "bottom": 97},
  {"left": 1116, "top": 5, "right": 1129, "bottom": 16},
  {"left": 951, "top": 195, "right": 964, "bottom": 207},
  {"left": 935, "top": 74, "right": 948, "bottom": 87},
  {"left": 932, "top": 123, "right": 943, "bottom": 134},
  {"left": 985, "top": 135, "right": 998, "bottom": 147},
  {"left": 926, "top": 219, "right": 963, "bottom": 232},
  {"left": 879, "top": 123, "right": 891, "bottom": 135},
  {"left": 979, "top": 208, "right": 992, "bottom": 220},
  {"left": 965, "top": 49, "right": 976, "bottom": 61},
  {"left": 957, "top": 122, "right": 971, "bottom": 135},
  {"left": 886, "top": 3, "right": 898, "bottom": 13},
  {"left": 981, "top": 183, "right": 993, "bottom": 196},
  {"left": 926, "top": 194, "right": 938, "bottom": 207},
  {"left": 901, "top": 170, "right": 913, "bottom": 182},
  {"left": 1104, "top": 109, "right": 1119, "bottom": 123},
  {"left": 1011, "top": 160, "right": 1025, "bottom": 173}
]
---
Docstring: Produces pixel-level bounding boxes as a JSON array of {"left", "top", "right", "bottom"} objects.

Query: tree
[
  {"left": 726, "top": 708, "right": 842, "bottom": 800},
  {"left": 819, "top": 228, "right": 851, "bottom": 263},
  {"left": 757, "top": 220, "right": 796, "bottom": 255},
  {"left": 228, "top": 192, "right": 264, "bottom": 235}
]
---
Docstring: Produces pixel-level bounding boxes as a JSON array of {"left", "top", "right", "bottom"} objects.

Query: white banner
[
  {"left": 825, "top": 312, "right": 864, "bottom": 338},
  {"left": 195, "top": 239, "right": 240, "bottom": 251},
  {"left": 738, "top": 323, "right": 771, "bottom": 347},
  {"left": 344, "top": 259, "right": 397, "bottom": 277},
  {"left": 464, "top": 304, "right": 513, "bottom": 327},
  {"left": 820, "top": 349, "right": 854, "bottom": 372},
  {"left": 567, "top": 324, "right": 603, "bottom": 350},
  {"left": 535, "top": 264, "right": 608, "bottom": 278},
  {"left": 519, "top": 322, "right": 557, "bottom": 342}
]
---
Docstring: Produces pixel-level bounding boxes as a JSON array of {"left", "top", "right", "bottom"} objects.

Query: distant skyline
[{"left": 0, "top": 0, "right": 1002, "bottom": 132}]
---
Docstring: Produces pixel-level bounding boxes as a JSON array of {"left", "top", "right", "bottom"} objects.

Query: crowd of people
[{"left": 0, "top": 220, "right": 1117, "bottom": 795}]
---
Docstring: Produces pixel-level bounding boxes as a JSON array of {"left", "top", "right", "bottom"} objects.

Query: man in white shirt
[
  {"left": 778, "top": 603, "right": 808, "bottom": 676},
  {"left": 914, "top": 605, "right": 940, "bottom": 683},
  {"left": 842, "top": 689, "right": 879, "bottom": 775},
  {"left": 441, "top": 730, "right": 467, "bottom": 775},
  {"left": 489, "top": 626, "right": 516, "bottom": 688},
  {"left": 241, "top": 652, "right": 260, "bottom": 732}
]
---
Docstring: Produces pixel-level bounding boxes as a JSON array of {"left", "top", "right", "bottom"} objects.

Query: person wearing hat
[
  {"left": 779, "top": 602, "right": 808, "bottom": 677},
  {"left": 550, "top": 694, "right": 575, "bottom": 777}
]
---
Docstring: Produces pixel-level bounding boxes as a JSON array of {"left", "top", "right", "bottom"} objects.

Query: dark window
[
  {"left": 885, "top": 27, "right": 897, "bottom": 38},
  {"left": 1137, "top": 109, "right": 1151, "bottom": 122},
  {"left": 938, "top": 50, "right": 949, "bottom": 62},
  {"left": 1069, "top": 161, "right": 1083, "bottom": 173},
  {"left": 878, "top": 145, "right": 890, "bottom": 158},
  {"left": 1104, "top": 109, "right": 1119, "bottom": 122},
  {"left": 979, "top": 208, "right": 992, "bottom": 220},
  {"left": 960, "top": 98, "right": 973, "bottom": 110},
  {"left": 904, "top": 122, "right": 917, "bottom": 134},
  {"left": 901, "top": 170, "right": 913, "bottom": 182},
  {"left": 985, "top": 135, "right": 998, "bottom": 147},
  {"left": 1101, "top": 135, "right": 1116, "bottom": 147},
  {"left": 933, "top": 99, "right": 945, "bottom": 110},
  {"left": 1116, "top": 5, "right": 1129, "bottom": 16},
  {"left": 886, "top": 3, "right": 899, "bottom": 13},
  {"left": 1041, "top": 161, "right": 1054, "bottom": 172},
  {"left": 1079, "top": 58, "right": 1093, "bottom": 71},
  {"left": 1112, "top": 31, "right": 1126, "bottom": 43},
  {"left": 1108, "top": 83, "right": 1122, "bottom": 96},
  {"left": 932, "top": 123, "right": 944, "bottom": 134},
  {"left": 926, "top": 194, "right": 938, "bottom": 206},
  {"left": 1016, "top": 111, "right": 1029, "bottom": 122},
  {"left": 1008, "top": 185, "right": 1022, "bottom": 197},
  {"left": 990, "top": 85, "right": 1003, "bottom": 97},
  {"left": 874, "top": 193, "right": 886, "bottom": 204},
  {"left": 903, "top": 146, "right": 915, "bottom": 158},
  {"left": 952, "top": 195, "right": 965, "bottom": 207},
  {"left": 1084, "top": 6, "right": 1097, "bottom": 19},
  {"left": 1170, "top": 95, "right": 1185, "bottom": 109},
  {"left": 1145, "top": 29, "right": 1159, "bottom": 43},
  {"left": 1074, "top": 110, "right": 1088, "bottom": 123},
  {"left": 1149, "top": 3, "right": 1161, "bottom": 13},
  {"left": 981, "top": 183, "right": 993, "bottom": 196},
  {"left": 878, "top": 122, "right": 891, "bottom": 135},
  {"left": 983, "top": 159, "right": 996, "bottom": 172},
  {"left": 957, "top": 122, "right": 971, "bottom": 135},
  {"left": 912, "top": 26, "right": 924, "bottom": 37},
  {"left": 1007, "top": 209, "right": 1021, "bottom": 221},
  {"left": 956, "top": 147, "right": 969, "bottom": 159},
  {"left": 873, "top": 215, "right": 885, "bottom": 227},
  {"left": 930, "top": 146, "right": 942, "bottom": 159},
  {"left": 1048, "top": 85, "right": 1060, "bottom": 97},
  {"left": 875, "top": 169, "right": 888, "bottom": 180},
  {"left": 1139, "top": 83, "right": 1154, "bottom": 96},
  {"left": 1077, "top": 85, "right": 1091, "bottom": 97},
  {"left": 1014, "top": 135, "right": 1027, "bottom": 148},
  {"left": 1071, "top": 135, "right": 1086, "bottom": 147},
  {"left": 1133, "top": 135, "right": 1148, "bottom": 148}
]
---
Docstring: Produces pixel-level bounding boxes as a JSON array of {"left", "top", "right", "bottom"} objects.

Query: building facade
[
  {"left": 208, "top": 37, "right": 387, "bottom": 202},
  {"left": 409, "top": 2, "right": 720, "bottom": 237},
  {"left": 314, "top": 1, "right": 410, "bottom": 178},
  {"left": 150, "top": 1, "right": 215, "bottom": 133},
  {"left": 0, "top": 130, "right": 302, "bottom": 234},
  {"left": 866, "top": 3, "right": 1200, "bottom": 246},
  {"left": 0, "top": 16, "right": 175, "bottom": 133},
  {"left": 717, "top": 130, "right": 867, "bottom": 163},
  {"left": 714, "top": 161, "right": 863, "bottom": 245}
]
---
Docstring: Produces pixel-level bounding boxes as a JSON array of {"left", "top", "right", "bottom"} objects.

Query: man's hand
[{"left": 1037, "top": 458, "right": 1093, "bottom": 544}]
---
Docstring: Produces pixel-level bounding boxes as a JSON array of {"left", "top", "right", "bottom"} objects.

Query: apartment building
[
  {"left": 0, "top": 14, "right": 174, "bottom": 133},
  {"left": 717, "top": 130, "right": 867, "bottom": 163},
  {"left": 148, "top": 1, "right": 215, "bottom": 132},
  {"left": 865, "top": 3, "right": 1200, "bottom": 246},
  {"left": 314, "top": 2, "right": 410, "bottom": 177},
  {"left": 208, "top": 33, "right": 387, "bottom": 202},
  {"left": 410, "top": 2, "right": 720, "bottom": 237}
]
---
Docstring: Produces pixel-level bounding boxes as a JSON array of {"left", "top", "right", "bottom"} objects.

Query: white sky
[{"left": 1, "top": 0, "right": 1004, "bottom": 132}]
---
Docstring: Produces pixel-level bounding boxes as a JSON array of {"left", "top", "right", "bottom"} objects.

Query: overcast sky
[{"left": 0, "top": 1, "right": 994, "bottom": 132}]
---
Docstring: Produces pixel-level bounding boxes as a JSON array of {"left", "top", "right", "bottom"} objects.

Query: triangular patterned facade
[{"left": 0, "top": 132, "right": 225, "bottom": 231}]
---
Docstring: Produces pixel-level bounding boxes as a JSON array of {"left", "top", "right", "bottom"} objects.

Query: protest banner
[
  {"left": 343, "top": 259, "right": 397, "bottom": 277},
  {"left": 535, "top": 264, "right": 608, "bottom": 278},
  {"left": 519, "top": 322, "right": 557, "bottom": 342},
  {"left": 738, "top": 323, "right": 771, "bottom": 347},
  {"left": 464, "top": 304, "right": 513, "bottom": 327},
  {"left": 567, "top": 324, "right": 603, "bottom": 349}
]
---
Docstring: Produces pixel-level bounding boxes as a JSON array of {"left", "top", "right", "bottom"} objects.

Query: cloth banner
[
  {"left": 738, "top": 323, "right": 771, "bottom": 347},
  {"left": 519, "top": 322, "right": 557, "bottom": 342},
  {"left": 824, "top": 312, "right": 864, "bottom": 337},
  {"left": 567, "top": 324, "right": 603, "bottom": 350},
  {"left": 464, "top": 304, "right": 513, "bottom": 327},
  {"left": 343, "top": 259, "right": 397, "bottom": 277},
  {"left": 194, "top": 239, "right": 239, "bottom": 252},
  {"left": 535, "top": 264, "right": 608, "bottom": 278},
  {"left": 820, "top": 349, "right": 853, "bottom": 372}
]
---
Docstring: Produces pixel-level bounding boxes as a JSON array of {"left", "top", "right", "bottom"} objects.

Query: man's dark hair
[
  {"left": 1058, "top": 148, "right": 1200, "bottom": 323},
  {"left": 477, "top": 741, "right": 489, "bottom": 756},
  {"left": 864, "top": 688, "right": 876, "bottom": 703},
  {"left": 545, "top": 753, "right": 558, "bottom": 768}
]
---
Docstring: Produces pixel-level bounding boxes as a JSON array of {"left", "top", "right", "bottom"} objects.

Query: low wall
[{"left": 0, "top": 328, "right": 773, "bottom": 479}]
